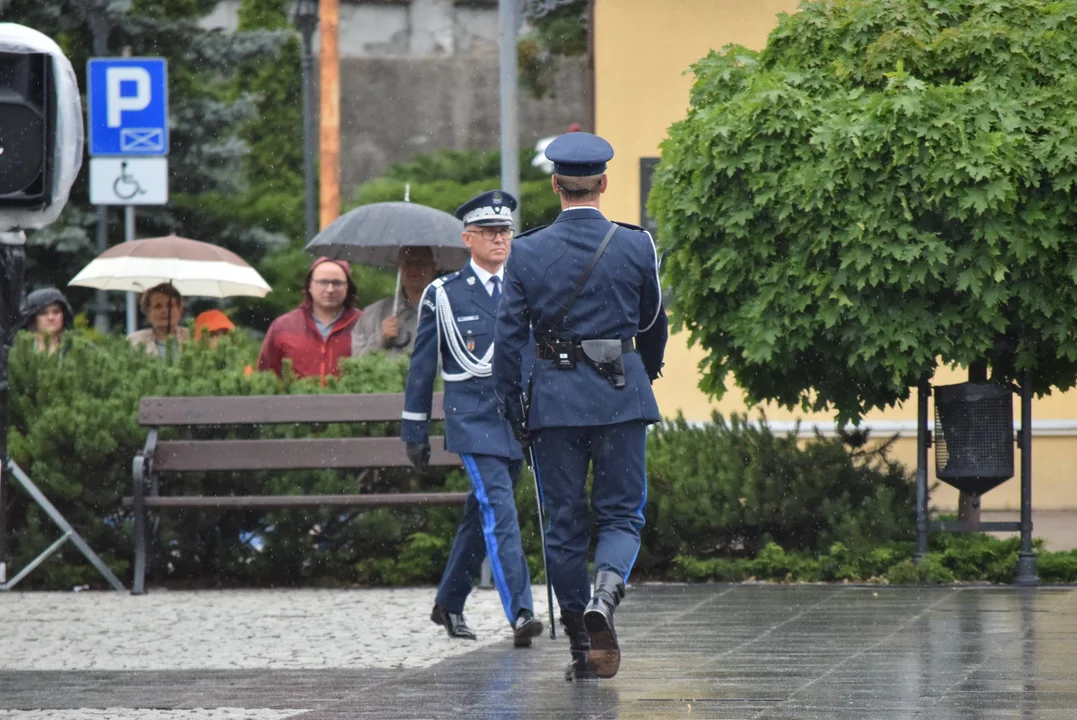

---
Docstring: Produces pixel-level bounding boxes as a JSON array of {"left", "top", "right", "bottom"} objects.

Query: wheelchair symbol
[{"left": 113, "top": 161, "right": 146, "bottom": 201}]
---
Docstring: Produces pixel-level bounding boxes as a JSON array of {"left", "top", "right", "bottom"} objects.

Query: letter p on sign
[{"left": 106, "top": 67, "right": 151, "bottom": 128}]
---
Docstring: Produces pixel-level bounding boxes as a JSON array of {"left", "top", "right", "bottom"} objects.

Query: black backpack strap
[{"left": 545, "top": 222, "right": 619, "bottom": 338}]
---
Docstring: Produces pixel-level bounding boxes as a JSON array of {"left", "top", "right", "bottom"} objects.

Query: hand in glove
[
  {"left": 405, "top": 441, "right": 431, "bottom": 472},
  {"left": 510, "top": 418, "right": 531, "bottom": 449}
]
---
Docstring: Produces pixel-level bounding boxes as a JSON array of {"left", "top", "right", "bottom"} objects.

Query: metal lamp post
[{"left": 294, "top": 0, "right": 319, "bottom": 243}]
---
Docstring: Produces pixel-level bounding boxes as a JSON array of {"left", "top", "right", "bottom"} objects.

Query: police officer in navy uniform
[
  {"left": 492, "top": 132, "right": 667, "bottom": 681},
  {"left": 401, "top": 190, "right": 543, "bottom": 648}
]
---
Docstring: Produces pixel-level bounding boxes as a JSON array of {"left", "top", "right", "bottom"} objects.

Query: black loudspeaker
[{"left": 0, "top": 52, "right": 54, "bottom": 209}]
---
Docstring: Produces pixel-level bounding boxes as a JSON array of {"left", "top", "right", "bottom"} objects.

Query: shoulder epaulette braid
[
  {"left": 513, "top": 224, "right": 548, "bottom": 240},
  {"left": 613, "top": 221, "right": 647, "bottom": 232}
]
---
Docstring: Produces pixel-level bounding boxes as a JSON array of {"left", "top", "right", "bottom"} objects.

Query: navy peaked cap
[
  {"left": 544, "top": 131, "right": 614, "bottom": 176},
  {"left": 454, "top": 189, "right": 518, "bottom": 227}
]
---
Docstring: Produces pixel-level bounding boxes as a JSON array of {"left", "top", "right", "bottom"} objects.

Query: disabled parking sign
[{"left": 87, "top": 58, "right": 168, "bottom": 156}]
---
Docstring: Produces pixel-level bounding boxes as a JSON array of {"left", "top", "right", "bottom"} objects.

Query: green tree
[
  {"left": 518, "top": 0, "right": 588, "bottom": 98},
  {"left": 650, "top": 0, "right": 1077, "bottom": 424},
  {"left": 350, "top": 148, "right": 564, "bottom": 231},
  {"left": 5, "top": 0, "right": 291, "bottom": 323}
]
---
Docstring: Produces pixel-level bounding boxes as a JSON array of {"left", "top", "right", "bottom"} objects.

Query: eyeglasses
[
  {"left": 313, "top": 279, "right": 348, "bottom": 289},
  {"left": 469, "top": 227, "right": 514, "bottom": 242}
]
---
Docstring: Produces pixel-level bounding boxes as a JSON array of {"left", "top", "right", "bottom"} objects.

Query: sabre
[
  {"left": 522, "top": 392, "right": 556, "bottom": 639},
  {"left": 528, "top": 443, "right": 556, "bottom": 640}
]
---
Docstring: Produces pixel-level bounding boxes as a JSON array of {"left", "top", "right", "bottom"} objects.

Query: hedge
[{"left": 8, "top": 329, "right": 1069, "bottom": 590}]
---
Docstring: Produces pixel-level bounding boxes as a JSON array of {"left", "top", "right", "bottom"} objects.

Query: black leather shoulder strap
[{"left": 545, "top": 222, "right": 619, "bottom": 337}]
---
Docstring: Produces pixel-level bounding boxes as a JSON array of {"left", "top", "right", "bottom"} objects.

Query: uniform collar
[
  {"left": 469, "top": 259, "right": 503, "bottom": 287},
  {"left": 554, "top": 206, "right": 606, "bottom": 222}
]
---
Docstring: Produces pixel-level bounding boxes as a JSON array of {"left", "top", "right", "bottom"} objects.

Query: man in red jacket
[{"left": 257, "top": 257, "right": 361, "bottom": 382}]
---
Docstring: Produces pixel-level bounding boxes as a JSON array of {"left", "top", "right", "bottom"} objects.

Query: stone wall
[
  {"left": 339, "top": 55, "right": 588, "bottom": 193},
  {"left": 203, "top": 0, "right": 590, "bottom": 196}
]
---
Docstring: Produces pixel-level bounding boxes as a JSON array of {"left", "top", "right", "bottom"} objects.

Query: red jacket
[{"left": 257, "top": 303, "right": 359, "bottom": 382}]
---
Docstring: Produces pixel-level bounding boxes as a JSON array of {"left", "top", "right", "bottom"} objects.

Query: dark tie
[{"left": 490, "top": 276, "right": 501, "bottom": 306}]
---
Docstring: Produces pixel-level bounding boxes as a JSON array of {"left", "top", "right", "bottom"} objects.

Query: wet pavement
[{"left": 3, "top": 584, "right": 1077, "bottom": 719}]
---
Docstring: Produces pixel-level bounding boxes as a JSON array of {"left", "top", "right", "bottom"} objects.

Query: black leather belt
[{"left": 535, "top": 337, "right": 635, "bottom": 360}]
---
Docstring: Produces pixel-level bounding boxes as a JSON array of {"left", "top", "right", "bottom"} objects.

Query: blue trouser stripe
[{"left": 461, "top": 453, "right": 514, "bottom": 623}]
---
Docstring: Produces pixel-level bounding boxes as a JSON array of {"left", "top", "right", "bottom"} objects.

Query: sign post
[{"left": 87, "top": 57, "right": 169, "bottom": 335}]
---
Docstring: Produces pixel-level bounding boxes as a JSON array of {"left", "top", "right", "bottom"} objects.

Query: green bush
[
  {"left": 4, "top": 330, "right": 461, "bottom": 589},
  {"left": 10, "top": 340, "right": 1075, "bottom": 590},
  {"left": 639, "top": 413, "right": 917, "bottom": 574}
]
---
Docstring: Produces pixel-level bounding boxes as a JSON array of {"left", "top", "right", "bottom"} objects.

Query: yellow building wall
[{"left": 593, "top": 0, "right": 1077, "bottom": 511}]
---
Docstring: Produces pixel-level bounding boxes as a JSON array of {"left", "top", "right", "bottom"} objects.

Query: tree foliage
[
  {"left": 650, "top": 0, "right": 1077, "bottom": 423},
  {"left": 518, "top": 0, "right": 588, "bottom": 98},
  {"left": 5, "top": 0, "right": 292, "bottom": 325},
  {"left": 349, "top": 149, "right": 564, "bottom": 232}
]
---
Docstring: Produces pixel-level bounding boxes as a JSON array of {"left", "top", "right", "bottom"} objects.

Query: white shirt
[{"left": 469, "top": 259, "right": 504, "bottom": 298}]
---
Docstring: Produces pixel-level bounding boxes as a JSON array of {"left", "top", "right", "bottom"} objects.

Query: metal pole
[
  {"left": 498, "top": 0, "right": 521, "bottom": 228},
  {"left": 90, "top": 5, "right": 111, "bottom": 332},
  {"left": 300, "top": 26, "right": 317, "bottom": 243},
  {"left": 95, "top": 208, "right": 110, "bottom": 332},
  {"left": 1015, "top": 372, "right": 1037, "bottom": 585},
  {"left": 914, "top": 379, "right": 930, "bottom": 563},
  {"left": 124, "top": 206, "right": 137, "bottom": 335},
  {"left": 0, "top": 235, "right": 26, "bottom": 584}
]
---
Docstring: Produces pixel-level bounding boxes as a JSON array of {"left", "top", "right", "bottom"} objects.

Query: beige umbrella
[{"left": 69, "top": 234, "right": 272, "bottom": 298}]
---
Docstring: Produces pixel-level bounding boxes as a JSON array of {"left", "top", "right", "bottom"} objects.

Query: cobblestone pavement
[{"left": 0, "top": 586, "right": 539, "bottom": 671}]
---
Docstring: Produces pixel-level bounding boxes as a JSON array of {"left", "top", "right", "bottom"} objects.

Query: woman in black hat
[{"left": 22, "top": 287, "right": 75, "bottom": 356}]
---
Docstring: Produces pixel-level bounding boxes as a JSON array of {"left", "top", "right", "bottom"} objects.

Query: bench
[{"left": 125, "top": 392, "right": 463, "bottom": 595}]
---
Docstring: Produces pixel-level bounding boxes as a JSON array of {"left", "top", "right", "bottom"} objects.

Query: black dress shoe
[
  {"left": 513, "top": 610, "right": 544, "bottom": 648},
  {"left": 584, "top": 570, "right": 626, "bottom": 679},
  {"left": 430, "top": 604, "right": 477, "bottom": 640},
  {"left": 560, "top": 612, "right": 598, "bottom": 682}
]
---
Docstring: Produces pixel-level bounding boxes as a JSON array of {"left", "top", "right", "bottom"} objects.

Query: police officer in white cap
[
  {"left": 492, "top": 132, "right": 668, "bottom": 681},
  {"left": 401, "top": 189, "right": 542, "bottom": 647}
]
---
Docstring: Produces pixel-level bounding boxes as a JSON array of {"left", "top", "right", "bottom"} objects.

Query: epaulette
[
  {"left": 613, "top": 220, "right": 648, "bottom": 233},
  {"left": 431, "top": 270, "right": 461, "bottom": 289},
  {"left": 513, "top": 224, "right": 548, "bottom": 240}
]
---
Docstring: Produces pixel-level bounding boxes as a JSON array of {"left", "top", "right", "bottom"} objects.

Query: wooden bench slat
[
  {"left": 138, "top": 393, "right": 446, "bottom": 426},
  {"left": 122, "top": 492, "right": 468, "bottom": 509},
  {"left": 152, "top": 437, "right": 458, "bottom": 472}
]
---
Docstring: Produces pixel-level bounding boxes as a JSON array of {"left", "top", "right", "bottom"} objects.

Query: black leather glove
[
  {"left": 510, "top": 418, "right": 531, "bottom": 449},
  {"left": 405, "top": 441, "right": 431, "bottom": 472}
]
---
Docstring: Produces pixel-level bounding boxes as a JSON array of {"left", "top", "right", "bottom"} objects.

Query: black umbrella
[
  {"left": 305, "top": 201, "right": 469, "bottom": 270},
  {"left": 305, "top": 200, "right": 469, "bottom": 314}
]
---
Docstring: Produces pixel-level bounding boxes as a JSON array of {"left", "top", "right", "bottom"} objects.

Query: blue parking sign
[{"left": 88, "top": 58, "right": 168, "bottom": 156}]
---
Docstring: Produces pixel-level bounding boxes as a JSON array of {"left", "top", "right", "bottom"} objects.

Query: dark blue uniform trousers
[
  {"left": 435, "top": 455, "right": 534, "bottom": 624},
  {"left": 532, "top": 421, "right": 648, "bottom": 614}
]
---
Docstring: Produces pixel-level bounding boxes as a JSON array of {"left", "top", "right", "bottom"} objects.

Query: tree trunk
[{"left": 957, "top": 361, "right": 987, "bottom": 527}]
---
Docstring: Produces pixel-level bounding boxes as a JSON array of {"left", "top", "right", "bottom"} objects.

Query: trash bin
[{"left": 934, "top": 382, "right": 1014, "bottom": 495}]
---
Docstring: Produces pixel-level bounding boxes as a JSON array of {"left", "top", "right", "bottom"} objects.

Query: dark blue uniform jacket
[
  {"left": 493, "top": 207, "right": 668, "bottom": 430},
  {"left": 402, "top": 262, "right": 531, "bottom": 460}
]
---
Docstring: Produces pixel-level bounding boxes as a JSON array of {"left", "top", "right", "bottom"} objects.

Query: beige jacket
[
  {"left": 351, "top": 293, "right": 420, "bottom": 356},
  {"left": 128, "top": 327, "right": 190, "bottom": 358}
]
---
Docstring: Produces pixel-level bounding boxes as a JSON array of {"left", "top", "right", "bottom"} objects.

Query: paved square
[{"left": 3, "top": 584, "right": 1076, "bottom": 718}]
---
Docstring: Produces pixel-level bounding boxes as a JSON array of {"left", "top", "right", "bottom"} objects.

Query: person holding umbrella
[
  {"left": 128, "top": 283, "right": 189, "bottom": 359},
  {"left": 352, "top": 246, "right": 438, "bottom": 356},
  {"left": 400, "top": 190, "right": 543, "bottom": 648}
]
